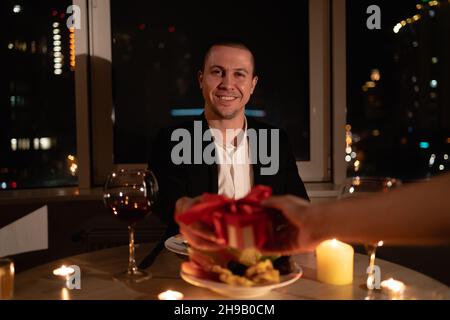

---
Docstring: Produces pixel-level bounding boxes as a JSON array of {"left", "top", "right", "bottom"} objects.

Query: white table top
[{"left": 13, "top": 243, "right": 450, "bottom": 300}]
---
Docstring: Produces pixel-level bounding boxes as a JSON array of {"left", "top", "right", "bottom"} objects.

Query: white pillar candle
[{"left": 316, "top": 239, "right": 354, "bottom": 285}]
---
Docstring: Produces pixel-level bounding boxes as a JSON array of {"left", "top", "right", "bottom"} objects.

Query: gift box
[
  {"left": 225, "top": 210, "right": 271, "bottom": 249},
  {"left": 176, "top": 185, "right": 276, "bottom": 250}
]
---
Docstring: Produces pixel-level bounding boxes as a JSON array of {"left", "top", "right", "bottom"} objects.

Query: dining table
[{"left": 12, "top": 242, "right": 450, "bottom": 300}]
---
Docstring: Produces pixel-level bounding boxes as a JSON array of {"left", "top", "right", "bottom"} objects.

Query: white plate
[
  {"left": 180, "top": 265, "right": 303, "bottom": 298},
  {"left": 164, "top": 235, "right": 189, "bottom": 256}
]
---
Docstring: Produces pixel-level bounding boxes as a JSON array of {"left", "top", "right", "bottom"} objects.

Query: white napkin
[{"left": 0, "top": 205, "right": 48, "bottom": 257}]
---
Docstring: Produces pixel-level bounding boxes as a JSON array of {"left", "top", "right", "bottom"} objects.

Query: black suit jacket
[{"left": 149, "top": 115, "right": 309, "bottom": 231}]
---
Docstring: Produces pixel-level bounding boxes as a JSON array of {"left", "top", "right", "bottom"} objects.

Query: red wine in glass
[
  {"left": 106, "top": 200, "right": 150, "bottom": 224},
  {"left": 103, "top": 169, "right": 158, "bottom": 283}
]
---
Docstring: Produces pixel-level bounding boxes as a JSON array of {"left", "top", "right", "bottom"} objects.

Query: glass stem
[{"left": 127, "top": 225, "right": 138, "bottom": 275}]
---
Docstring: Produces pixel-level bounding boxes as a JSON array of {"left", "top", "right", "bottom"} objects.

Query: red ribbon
[{"left": 176, "top": 185, "right": 274, "bottom": 247}]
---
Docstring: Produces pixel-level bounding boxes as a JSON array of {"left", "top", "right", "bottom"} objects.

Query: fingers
[
  {"left": 175, "top": 196, "right": 201, "bottom": 215},
  {"left": 262, "top": 195, "right": 318, "bottom": 254},
  {"left": 190, "top": 222, "right": 223, "bottom": 243},
  {"left": 260, "top": 244, "right": 297, "bottom": 256},
  {"left": 261, "top": 241, "right": 316, "bottom": 255},
  {"left": 175, "top": 196, "right": 226, "bottom": 251},
  {"left": 262, "top": 195, "right": 310, "bottom": 227},
  {"left": 180, "top": 225, "right": 225, "bottom": 251},
  {"left": 176, "top": 194, "right": 315, "bottom": 254}
]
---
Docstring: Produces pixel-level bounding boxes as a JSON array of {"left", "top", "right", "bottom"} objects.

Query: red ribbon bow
[{"left": 176, "top": 185, "right": 274, "bottom": 248}]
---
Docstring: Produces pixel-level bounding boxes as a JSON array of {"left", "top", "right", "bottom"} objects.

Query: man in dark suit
[{"left": 149, "top": 40, "right": 309, "bottom": 235}]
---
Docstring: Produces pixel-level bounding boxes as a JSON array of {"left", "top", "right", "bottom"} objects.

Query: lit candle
[
  {"left": 158, "top": 290, "right": 184, "bottom": 300},
  {"left": 316, "top": 239, "right": 354, "bottom": 285},
  {"left": 53, "top": 265, "right": 75, "bottom": 277},
  {"left": 381, "top": 278, "right": 405, "bottom": 295}
]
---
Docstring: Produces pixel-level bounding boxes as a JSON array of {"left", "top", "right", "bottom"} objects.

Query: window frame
[
  {"left": 75, "top": 0, "right": 347, "bottom": 187},
  {"left": 73, "top": 0, "right": 91, "bottom": 189}
]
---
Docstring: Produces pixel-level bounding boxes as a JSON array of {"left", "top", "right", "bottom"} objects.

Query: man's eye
[
  {"left": 236, "top": 73, "right": 245, "bottom": 78},
  {"left": 212, "top": 70, "right": 222, "bottom": 75}
]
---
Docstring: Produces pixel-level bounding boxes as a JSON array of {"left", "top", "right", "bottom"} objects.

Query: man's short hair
[{"left": 201, "top": 39, "right": 256, "bottom": 76}]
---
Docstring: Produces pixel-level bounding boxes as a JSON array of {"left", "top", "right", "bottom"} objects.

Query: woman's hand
[
  {"left": 175, "top": 196, "right": 225, "bottom": 251},
  {"left": 262, "top": 195, "right": 322, "bottom": 254}
]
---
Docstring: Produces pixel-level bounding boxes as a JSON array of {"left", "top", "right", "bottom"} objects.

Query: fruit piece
[
  {"left": 238, "top": 248, "right": 262, "bottom": 266},
  {"left": 245, "top": 260, "right": 280, "bottom": 284}
]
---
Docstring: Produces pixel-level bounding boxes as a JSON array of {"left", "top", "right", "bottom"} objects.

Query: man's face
[{"left": 199, "top": 45, "right": 258, "bottom": 120}]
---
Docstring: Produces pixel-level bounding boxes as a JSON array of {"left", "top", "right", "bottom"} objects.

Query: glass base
[{"left": 113, "top": 269, "right": 152, "bottom": 283}]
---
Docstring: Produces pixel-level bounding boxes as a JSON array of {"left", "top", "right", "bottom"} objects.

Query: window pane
[
  {"left": 346, "top": 1, "right": 450, "bottom": 180},
  {"left": 0, "top": 0, "right": 77, "bottom": 189},
  {"left": 111, "top": 0, "right": 310, "bottom": 163}
]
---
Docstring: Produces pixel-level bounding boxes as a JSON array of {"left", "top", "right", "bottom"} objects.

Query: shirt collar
[{"left": 210, "top": 116, "right": 248, "bottom": 149}]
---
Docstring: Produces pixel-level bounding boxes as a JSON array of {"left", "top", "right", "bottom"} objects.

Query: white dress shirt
[{"left": 210, "top": 118, "right": 253, "bottom": 199}]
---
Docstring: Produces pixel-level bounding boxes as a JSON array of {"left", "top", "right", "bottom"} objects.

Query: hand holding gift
[
  {"left": 175, "top": 186, "right": 301, "bottom": 286},
  {"left": 175, "top": 185, "right": 301, "bottom": 253}
]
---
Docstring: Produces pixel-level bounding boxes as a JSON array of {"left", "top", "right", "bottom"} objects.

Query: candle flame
[
  {"left": 53, "top": 265, "right": 75, "bottom": 277},
  {"left": 381, "top": 278, "right": 405, "bottom": 294},
  {"left": 158, "top": 290, "right": 184, "bottom": 300}
]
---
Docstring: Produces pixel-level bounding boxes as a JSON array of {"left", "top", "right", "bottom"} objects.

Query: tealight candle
[
  {"left": 381, "top": 278, "right": 405, "bottom": 295},
  {"left": 53, "top": 265, "right": 75, "bottom": 277},
  {"left": 316, "top": 239, "right": 354, "bottom": 285},
  {"left": 158, "top": 290, "right": 184, "bottom": 300}
]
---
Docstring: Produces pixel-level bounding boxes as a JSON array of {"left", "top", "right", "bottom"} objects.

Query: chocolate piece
[
  {"left": 273, "top": 256, "right": 294, "bottom": 275},
  {"left": 227, "top": 261, "right": 248, "bottom": 276}
]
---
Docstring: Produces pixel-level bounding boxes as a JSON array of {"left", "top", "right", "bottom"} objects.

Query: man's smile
[{"left": 217, "top": 95, "right": 239, "bottom": 101}]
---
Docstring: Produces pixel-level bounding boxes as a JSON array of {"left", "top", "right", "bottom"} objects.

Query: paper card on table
[{"left": 0, "top": 205, "right": 48, "bottom": 257}]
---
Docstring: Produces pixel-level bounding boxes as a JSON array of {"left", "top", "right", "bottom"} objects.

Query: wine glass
[
  {"left": 338, "top": 176, "right": 402, "bottom": 294},
  {"left": 103, "top": 169, "right": 158, "bottom": 283}
]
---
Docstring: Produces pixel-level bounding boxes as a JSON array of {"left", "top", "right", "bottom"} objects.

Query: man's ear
[
  {"left": 250, "top": 76, "right": 258, "bottom": 94},
  {"left": 198, "top": 70, "right": 203, "bottom": 89}
]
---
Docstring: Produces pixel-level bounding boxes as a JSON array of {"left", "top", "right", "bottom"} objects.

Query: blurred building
[
  {"left": 0, "top": 0, "right": 77, "bottom": 189},
  {"left": 347, "top": 0, "right": 450, "bottom": 180}
]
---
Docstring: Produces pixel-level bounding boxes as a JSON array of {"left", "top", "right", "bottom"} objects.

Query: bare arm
[
  {"left": 264, "top": 173, "right": 450, "bottom": 253},
  {"left": 316, "top": 173, "right": 450, "bottom": 246}
]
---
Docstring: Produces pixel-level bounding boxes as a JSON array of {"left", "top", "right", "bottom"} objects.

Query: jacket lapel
[
  {"left": 201, "top": 115, "right": 218, "bottom": 193},
  {"left": 247, "top": 117, "right": 263, "bottom": 186}
]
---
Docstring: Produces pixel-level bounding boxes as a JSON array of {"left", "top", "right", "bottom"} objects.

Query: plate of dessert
[{"left": 180, "top": 247, "right": 302, "bottom": 298}]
